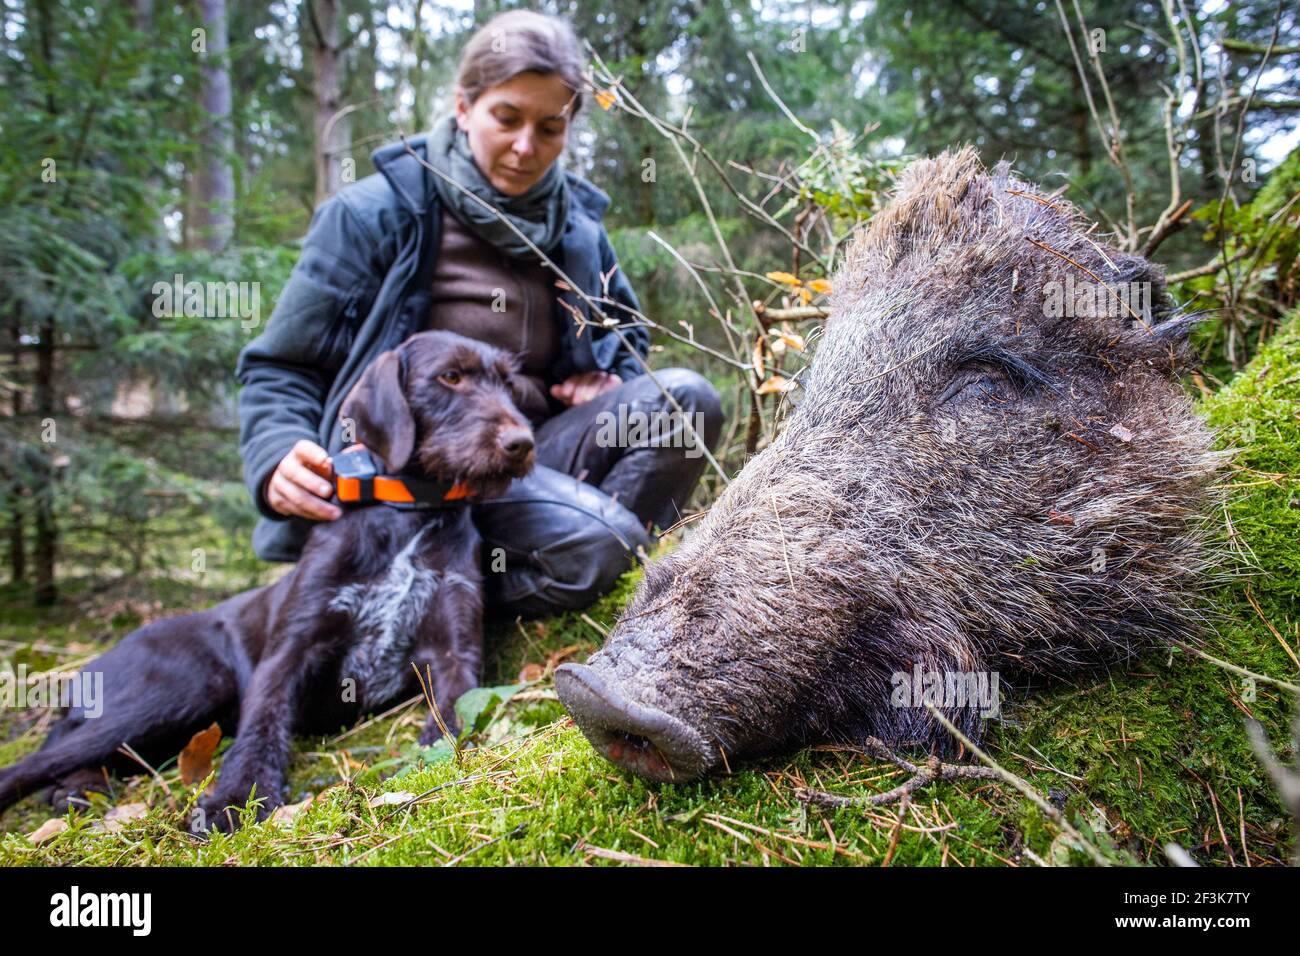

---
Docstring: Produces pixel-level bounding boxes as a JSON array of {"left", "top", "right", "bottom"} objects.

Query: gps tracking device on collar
[{"left": 332, "top": 448, "right": 474, "bottom": 511}]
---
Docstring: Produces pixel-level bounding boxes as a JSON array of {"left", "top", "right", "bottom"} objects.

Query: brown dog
[{"left": 0, "top": 331, "right": 535, "bottom": 831}]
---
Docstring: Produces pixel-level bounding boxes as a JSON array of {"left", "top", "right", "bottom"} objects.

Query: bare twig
[
  {"left": 1245, "top": 716, "right": 1300, "bottom": 866},
  {"left": 754, "top": 303, "right": 830, "bottom": 325},
  {"left": 925, "top": 704, "right": 1114, "bottom": 866},
  {"left": 586, "top": 52, "right": 830, "bottom": 273},
  {"left": 1167, "top": 248, "right": 1251, "bottom": 283},
  {"left": 1055, "top": 0, "right": 1136, "bottom": 248},
  {"left": 796, "top": 737, "right": 1001, "bottom": 809},
  {"left": 1165, "top": 638, "right": 1300, "bottom": 694}
]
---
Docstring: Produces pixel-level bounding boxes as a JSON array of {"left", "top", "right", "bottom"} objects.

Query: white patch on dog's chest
[{"left": 329, "top": 524, "right": 441, "bottom": 708}]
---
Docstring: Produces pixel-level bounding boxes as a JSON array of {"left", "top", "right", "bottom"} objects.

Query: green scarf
[{"left": 427, "top": 114, "right": 570, "bottom": 261}]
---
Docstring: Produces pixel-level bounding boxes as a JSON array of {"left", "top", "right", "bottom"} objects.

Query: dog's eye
[{"left": 438, "top": 370, "right": 463, "bottom": 386}]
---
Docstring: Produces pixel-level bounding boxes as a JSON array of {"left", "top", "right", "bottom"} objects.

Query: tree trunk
[
  {"left": 31, "top": 0, "right": 57, "bottom": 603},
  {"left": 33, "top": 318, "right": 56, "bottom": 606},
  {"left": 308, "top": 0, "right": 349, "bottom": 205},
  {"left": 1184, "top": 3, "right": 1218, "bottom": 193},
  {"left": 1070, "top": 64, "right": 1091, "bottom": 176},
  {"left": 195, "top": 0, "right": 235, "bottom": 251},
  {"left": 411, "top": 0, "right": 426, "bottom": 134},
  {"left": 132, "top": 0, "right": 169, "bottom": 259},
  {"left": 8, "top": 484, "right": 26, "bottom": 585},
  {"left": 625, "top": 13, "right": 656, "bottom": 225},
  {"left": 8, "top": 317, "right": 25, "bottom": 585},
  {"left": 133, "top": 0, "right": 153, "bottom": 30}
]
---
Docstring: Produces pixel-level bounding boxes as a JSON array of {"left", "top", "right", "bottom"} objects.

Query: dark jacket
[{"left": 236, "top": 134, "right": 650, "bottom": 562}]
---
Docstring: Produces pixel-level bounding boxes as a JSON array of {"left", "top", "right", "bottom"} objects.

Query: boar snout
[
  {"left": 555, "top": 662, "right": 718, "bottom": 782},
  {"left": 555, "top": 149, "right": 1226, "bottom": 785}
]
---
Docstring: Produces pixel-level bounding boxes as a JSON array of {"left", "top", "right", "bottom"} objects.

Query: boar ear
[
  {"left": 1123, "top": 307, "right": 1201, "bottom": 378},
  {"left": 340, "top": 348, "right": 415, "bottom": 472},
  {"left": 1112, "top": 257, "right": 1200, "bottom": 373},
  {"left": 1148, "top": 311, "right": 1198, "bottom": 345}
]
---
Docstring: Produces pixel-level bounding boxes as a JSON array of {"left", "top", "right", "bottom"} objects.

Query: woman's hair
[{"left": 455, "top": 11, "right": 587, "bottom": 118}]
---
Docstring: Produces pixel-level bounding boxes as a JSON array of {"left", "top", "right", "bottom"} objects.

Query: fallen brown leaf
[
  {"left": 519, "top": 662, "right": 545, "bottom": 682},
  {"left": 28, "top": 819, "right": 69, "bottom": 845},
  {"left": 100, "top": 802, "right": 148, "bottom": 833},
  {"left": 270, "top": 796, "right": 315, "bottom": 827},
  {"left": 545, "top": 644, "right": 582, "bottom": 670},
  {"left": 179, "top": 722, "right": 222, "bottom": 786}
]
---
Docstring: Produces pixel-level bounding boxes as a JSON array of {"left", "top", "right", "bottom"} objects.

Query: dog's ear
[
  {"left": 506, "top": 370, "right": 549, "bottom": 422},
  {"left": 340, "top": 348, "right": 415, "bottom": 472}
]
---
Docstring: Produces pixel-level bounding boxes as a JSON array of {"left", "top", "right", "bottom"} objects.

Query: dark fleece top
[{"left": 425, "top": 206, "right": 560, "bottom": 423}]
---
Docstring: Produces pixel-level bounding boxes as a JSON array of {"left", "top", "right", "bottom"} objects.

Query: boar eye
[{"left": 939, "top": 371, "right": 1011, "bottom": 406}]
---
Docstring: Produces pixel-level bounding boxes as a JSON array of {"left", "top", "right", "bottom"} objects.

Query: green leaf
[
  {"left": 454, "top": 682, "right": 527, "bottom": 737},
  {"left": 390, "top": 739, "right": 456, "bottom": 779}
]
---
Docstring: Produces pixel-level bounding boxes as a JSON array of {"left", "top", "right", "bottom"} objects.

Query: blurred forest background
[{"left": 1, "top": 0, "right": 1297, "bottom": 608}]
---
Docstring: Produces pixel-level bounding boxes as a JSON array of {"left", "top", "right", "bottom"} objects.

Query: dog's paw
[
  {"left": 418, "top": 712, "right": 462, "bottom": 747},
  {"left": 48, "top": 769, "right": 112, "bottom": 814},
  {"left": 193, "top": 787, "right": 283, "bottom": 834},
  {"left": 191, "top": 798, "right": 241, "bottom": 835}
]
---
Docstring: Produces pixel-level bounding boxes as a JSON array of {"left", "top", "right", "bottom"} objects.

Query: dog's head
[{"left": 340, "top": 331, "right": 538, "bottom": 495}]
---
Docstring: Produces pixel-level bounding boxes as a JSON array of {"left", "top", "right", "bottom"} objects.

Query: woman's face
[{"left": 455, "top": 71, "right": 573, "bottom": 196}]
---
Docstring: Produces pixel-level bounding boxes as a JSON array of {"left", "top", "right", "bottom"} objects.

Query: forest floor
[{"left": 0, "top": 317, "right": 1296, "bottom": 867}]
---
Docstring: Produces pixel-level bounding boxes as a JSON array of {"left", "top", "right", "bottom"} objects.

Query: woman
[{"left": 236, "top": 10, "right": 723, "bottom": 616}]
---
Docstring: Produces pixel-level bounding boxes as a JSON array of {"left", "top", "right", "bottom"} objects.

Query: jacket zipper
[{"left": 322, "top": 285, "right": 364, "bottom": 361}]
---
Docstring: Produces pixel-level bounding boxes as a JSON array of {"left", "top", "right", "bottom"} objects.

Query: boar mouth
[{"left": 555, "top": 663, "right": 718, "bottom": 783}]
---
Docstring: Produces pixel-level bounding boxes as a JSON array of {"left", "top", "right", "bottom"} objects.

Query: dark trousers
[{"left": 472, "top": 368, "right": 724, "bottom": 618}]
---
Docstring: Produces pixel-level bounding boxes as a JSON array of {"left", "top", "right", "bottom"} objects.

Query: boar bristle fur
[{"left": 568, "top": 148, "right": 1228, "bottom": 775}]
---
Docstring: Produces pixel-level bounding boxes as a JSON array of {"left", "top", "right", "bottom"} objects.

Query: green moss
[{"left": 2, "top": 317, "right": 1297, "bottom": 866}]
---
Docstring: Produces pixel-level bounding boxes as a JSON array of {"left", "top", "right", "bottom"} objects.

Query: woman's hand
[
  {"left": 550, "top": 370, "right": 621, "bottom": 407},
  {"left": 265, "top": 439, "right": 342, "bottom": 522}
]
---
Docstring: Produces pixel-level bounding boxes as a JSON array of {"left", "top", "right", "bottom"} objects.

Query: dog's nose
[{"left": 499, "top": 427, "right": 534, "bottom": 461}]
